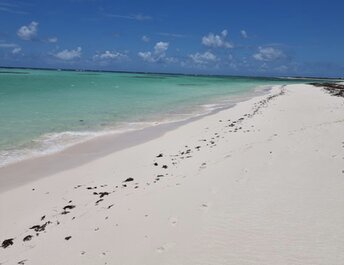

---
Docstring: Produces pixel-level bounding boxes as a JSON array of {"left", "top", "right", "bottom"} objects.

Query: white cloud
[
  {"left": 142, "top": 35, "right": 150, "bottom": 42},
  {"left": 0, "top": 2, "right": 28, "bottom": 15},
  {"left": 189, "top": 51, "right": 218, "bottom": 64},
  {"left": 138, "top": 41, "right": 174, "bottom": 63},
  {"left": 0, "top": 43, "right": 18, "bottom": 48},
  {"left": 241, "top": 30, "right": 248, "bottom": 38},
  {"left": 47, "top": 37, "right": 58, "bottom": 43},
  {"left": 154, "top": 41, "right": 169, "bottom": 54},
  {"left": 93, "top": 50, "right": 127, "bottom": 60},
  {"left": 202, "top": 30, "right": 233, "bottom": 48},
  {"left": 54, "top": 47, "right": 82, "bottom": 60},
  {"left": 253, "top": 46, "right": 285, "bottom": 61},
  {"left": 157, "top": 32, "right": 186, "bottom": 38},
  {"left": 165, "top": 57, "right": 178, "bottom": 63},
  {"left": 106, "top": 13, "right": 152, "bottom": 21},
  {"left": 138, "top": 51, "right": 155, "bottom": 62},
  {"left": 0, "top": 41, "right": 22, "bottom": 54},
  {"left": 12, "top": 47, "right": 22, "bottom": 54},
  {"left": 17, "top": 21, "right": 38, "bottom": 40},
  {"left": 133, "top": 14, "right": 152, "bottom": 21}
]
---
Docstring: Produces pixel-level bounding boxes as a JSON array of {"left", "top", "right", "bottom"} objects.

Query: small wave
[
  {"left": 0, "top": 123, "right": 154, "bottom": 168},
  {"left": 0, "top": 85, "right": 278, "bottom": 168},
  {"left": 0, "top": 131, "right": 106, "bottom": 167}
]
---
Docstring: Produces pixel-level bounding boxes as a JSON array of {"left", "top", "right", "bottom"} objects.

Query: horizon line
[{"left": 0, "top": 65, "right": 341, "bottom": 80}]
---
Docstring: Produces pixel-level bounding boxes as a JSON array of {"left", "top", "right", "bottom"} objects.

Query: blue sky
[{"left": 0, "top": 0, "right": 343, "bottom": 77}]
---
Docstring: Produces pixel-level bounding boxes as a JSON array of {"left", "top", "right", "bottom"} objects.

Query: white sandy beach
[{"left": 1, "top": 83, "right": 344, "bottom": 265}]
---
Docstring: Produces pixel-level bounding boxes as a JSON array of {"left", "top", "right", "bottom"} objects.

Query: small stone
[
  {"left": 23, "top": 235, "right": 33, "bottom": 242},
  {"left": 124, "top": 177, "right": 134, "bottom": 182},
  {"left": 1, "top": 238, "right": 14, "bottom": 248}
]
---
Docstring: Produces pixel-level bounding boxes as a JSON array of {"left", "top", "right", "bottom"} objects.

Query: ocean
[{"left": 0, "top": 68, "right": 313, "bottom": 167}]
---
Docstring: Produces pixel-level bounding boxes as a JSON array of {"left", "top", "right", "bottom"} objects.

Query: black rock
[
  {"left": 124, "top": 177, "right": 134, "bottom": 182},
  {"left": 99, "top": 192, "right": 109, "bottom": 198},
  {"left": 23, "top": 235, "right": 33, "bottom": 242},
  {"left": 156, "top": 153, "right": 163, "bottom": 158},
  {"left": 1, "top": 238, "right": 14, "bottom": 248},
  {"left": 95, "top": 199, "right": 103, "bottom": 205},
  {"left": 30, "top": 221, "right": 51, "bottom": 232},
  {"left": 63, "top": 205, "right": 76, "bottom": 211},
  {"left": 65, "top": 236, "right": 72, "bottom": 241}
]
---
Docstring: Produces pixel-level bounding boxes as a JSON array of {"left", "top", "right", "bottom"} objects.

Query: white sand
[{"left": 1, "top": 84, "right": 344, "bottom": 265}]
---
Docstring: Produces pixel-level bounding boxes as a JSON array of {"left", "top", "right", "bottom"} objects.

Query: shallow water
[{"left": 0, "top": 68, "right": 314, "bottom": 166}]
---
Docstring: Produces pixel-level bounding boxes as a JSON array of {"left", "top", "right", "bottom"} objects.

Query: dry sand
[{"left": 1, "top": 84, "right": 344, "bottom": 265}]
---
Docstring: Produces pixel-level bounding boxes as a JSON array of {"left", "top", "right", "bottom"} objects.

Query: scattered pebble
[
  {"left": 23, "top": 235, "right": 33, "bottom": 242},
  {"left": 124, "top": 177, "right": 134, "bottom": 182},
  {"left": 1, "top": 238, "right": 14, "bottom": 248}
]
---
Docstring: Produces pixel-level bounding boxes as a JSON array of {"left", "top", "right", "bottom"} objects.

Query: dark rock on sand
[
  {"left": 99, "top": 192, "right": 109, "bottom": 198},
  {"left": 1, "top": 238, "right": 14, "bottom": 248},
  {"left": 95, "top": 199, "right": 104, "bottom": 205},
  {"left": 30, "top": 221, "right": 51, "bottom": 232},
  {"left": 23, "top": 235, "right": 33, "bottom": 242},
  {"left": 311, "top": 82, "right": 344, "bottom": 97},
  {"left": 63, "top": 205, "right": 76, "bottom": 211},
  {"left": 65, "top": 236, "right": 72, "bottom": 241},
  {"left": 124, "top": 177, "right": 134, "bottom": 182}
]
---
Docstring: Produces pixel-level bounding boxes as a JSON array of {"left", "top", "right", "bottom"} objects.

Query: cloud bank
[
  {"left": 17, "top": 21, "right": 38, "bottom": 41},
  {"left": 202, "top": 30, "right": 233, "bottom": 48},
  {"left": 54, "top": 47, "right": 82, "bottom": 60}
]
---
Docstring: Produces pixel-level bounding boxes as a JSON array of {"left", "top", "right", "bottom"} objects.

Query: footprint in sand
[
  {"left": 156, "top": 242, "right": 176, "bottom": 253},
  {"left": 200, "top": 202, "right": 211, "bottom": 213},
  {"left": 169, "top": 217, "right": 178, "bottom": 226}
]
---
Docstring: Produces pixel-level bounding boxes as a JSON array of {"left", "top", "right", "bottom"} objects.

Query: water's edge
[
  {"left": 0, "top": 84, "right": 272, "bottom": 168},
  {"left": 0, "top": 85, "right": 280, "bottom": 192}
]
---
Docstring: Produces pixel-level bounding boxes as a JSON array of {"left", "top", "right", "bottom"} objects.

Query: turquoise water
[{"left": 0, "top": 68, "right": 312, "bottom": 166}]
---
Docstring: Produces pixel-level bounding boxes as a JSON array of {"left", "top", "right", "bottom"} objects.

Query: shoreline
[
  {"left": 0, "top": 84, "right": 277, "bottom": 192},
  {"left": 1, "top": 83, "right": 344, "bottom": 265}
]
